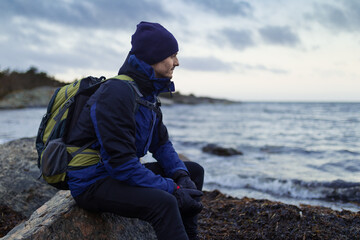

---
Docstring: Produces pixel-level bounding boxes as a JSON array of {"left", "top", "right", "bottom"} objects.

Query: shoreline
[
  {"left": 0, "top": 86, "right": 238, "bottom": 109},
  {"left": 2, "top": 189, "right": 360, "bottom": 239},
  {"left": 0, "top": 138, "right": 360, "bottom": 239},
  {"left": 1, "top": 136, "right": 358, "bottom": 213},
  {"left": 203, "top": 186, "right": 360, "bottom": 213}
]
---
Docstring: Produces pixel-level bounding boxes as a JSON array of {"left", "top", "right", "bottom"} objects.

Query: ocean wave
[
  {"left": 314, "top": 159, "right": 360, "bottom": 173},
  {"left": 346, "top": 117, "right": 359, "bottom": 123},
  {"left": 178, "top": 140, "right": 204, "bottom": 147},
  {"left": 205, "top": 175, "right": 360, "bottom": 204},
  {"left": 336, "top": 150, "right": 360, "bottom": 156},
  {"left": 260, "top": 145, "right": 322, "bottom": 155}
]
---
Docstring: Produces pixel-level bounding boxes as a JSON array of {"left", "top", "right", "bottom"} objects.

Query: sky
[{"left": 1, "top": 0, "right": 360, "bottom": 102}]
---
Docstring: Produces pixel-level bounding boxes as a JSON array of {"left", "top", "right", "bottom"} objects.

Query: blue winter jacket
[{"left": 66, "top": 54, "right": 188, "bottom": 197}]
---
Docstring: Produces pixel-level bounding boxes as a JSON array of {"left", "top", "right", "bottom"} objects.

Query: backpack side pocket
[{"left": 41, "top": 138, "right": 71, "bottom": 177}]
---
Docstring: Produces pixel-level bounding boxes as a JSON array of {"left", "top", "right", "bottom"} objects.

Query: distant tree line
[{"left": 0, "top": 67, "right": 65, "bottom": 99}]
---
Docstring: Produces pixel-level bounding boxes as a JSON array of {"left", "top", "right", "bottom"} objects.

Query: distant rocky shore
[
  {"left": 0, "top": 68, "right": 236, "bottom": 109},
  {"left": 0, "top": 86, "right": 57, "bottom": 109},
  {"left": 1, "top": 138, "right": 360, "bottom": 239},
  {"left": 159, "top": 91, "right": 236, "bottom": 105},
  {"left": 0, "top": 86, "right": 236, "bottom": 109}
]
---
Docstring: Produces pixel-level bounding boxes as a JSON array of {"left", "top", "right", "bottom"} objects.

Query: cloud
[
  {"left": 180, "top": 56, "right": 288, "bottom": 75},
  {"left": 0, "top": 0, "right": 172, "bottom": 30},
  {"left": 239, "top": 63, "right": 288, "bottom": 74},
  {"left": 306, "top": 1, "right": 360, "bottom": 32},
  {"left": 210, "top": 29, "right": 255, "bottom": 51},
  {"left": 186, "top": 0, "right": 253, "bottom": 17},
  {"left": 0, "top": 0, "right": 173, "bottom": 77},
  {"left": 0, "top": 14, "right": 129, "bottom": 79},
  {"left": 180, "top": 56, "right": 233, "bottom": 72},
  {"left": 259, "top": 25, "right": 300, "bottom": 47},
  {"left": 1, "top": 33, "right": 125, "bottom": 76},
  {"left": 222, "top": 29, "right": 255, "bottom": 49}
]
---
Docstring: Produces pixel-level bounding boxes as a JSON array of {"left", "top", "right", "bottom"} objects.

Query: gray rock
[
  {"left": 2, "top": 190, "right": 156, "bottom": 240},
  {"left": 0, "top": 138, "right": 157, "bottom": 239},
  {"left": 202, "top": 143, "right": 243, "bottom": 156},
  {"left": 0, "top": 86, "right": 56, "bottom": 109},
  {"left": 0, "top": 138, "right": 58, "bottom": 217},
  {"left": 160, "top": 92, "right": 238, "bottom": 105}
]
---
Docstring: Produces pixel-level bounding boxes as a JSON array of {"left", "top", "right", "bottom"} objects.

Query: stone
[
  {"left": 159, "top": 92, "right": 238, "bottom": 105},
  {"left": 0, "top": 137, "right": 58, "bottom": 218},
  {"left": 202, "top": 143, "right": 243, "bottom": 156},
  {"left": 0, "top": 86, "right": 57, "bottom": 109},
  {"left": 2, "top": 190, "right": 157, "bottom": 240}
]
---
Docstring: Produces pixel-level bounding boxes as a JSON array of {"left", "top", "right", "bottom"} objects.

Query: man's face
[{"left": 151, "top": 53, "right": 179, "bottom": 79}]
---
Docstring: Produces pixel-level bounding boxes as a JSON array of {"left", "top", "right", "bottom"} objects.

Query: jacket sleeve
[
  {"left": 89, "top": 80, "right": 175, "bottom": 193},
  {"left": 149, "top": 110, "right": 188, "bottom": 178}
]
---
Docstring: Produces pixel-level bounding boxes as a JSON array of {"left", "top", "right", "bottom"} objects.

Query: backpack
[{"left": 35, "top": 74, "right": 160, "bottom": 190}]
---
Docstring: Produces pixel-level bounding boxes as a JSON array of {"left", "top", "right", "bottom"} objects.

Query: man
[{"left": 66, "top": 21, "right": 204, "bottom": 240}]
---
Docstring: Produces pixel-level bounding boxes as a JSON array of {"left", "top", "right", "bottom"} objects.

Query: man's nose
[{"left": 174, "top": 57, "right": 179, "bottom": 66}]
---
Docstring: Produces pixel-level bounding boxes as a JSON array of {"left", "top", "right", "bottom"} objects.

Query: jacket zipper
[{"left": 143, "top": 110, "right": 157, "bottom": 155}]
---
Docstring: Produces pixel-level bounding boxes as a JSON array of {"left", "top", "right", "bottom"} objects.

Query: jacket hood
[{"left": 118, "top": 53, "right": 175, "bottom": 97}]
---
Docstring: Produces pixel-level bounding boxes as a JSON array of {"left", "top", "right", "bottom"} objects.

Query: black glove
[
  {"left": 173, "top": 170, "right": 197, "bottom": 190},
  {"left": 173, "top": 185, "right": 203, "bottom": 216}
]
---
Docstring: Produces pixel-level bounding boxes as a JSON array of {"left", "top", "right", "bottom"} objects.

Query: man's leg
[
  {"left": 181, "top": 162, "right": 204, "bottom": 240},
  {"left": 145, "top": 161, "right": 205, "bottom": 240},
  {"left": 74, "top": 177, "right": 188, "bottom": 240},
  {"left": 184, "top": 161, "right": 204, "bottom": 190}
]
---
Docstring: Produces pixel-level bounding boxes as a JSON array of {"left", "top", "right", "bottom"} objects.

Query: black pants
[{"left": 74, "top": 161, "right": 204, "bottom": 240}]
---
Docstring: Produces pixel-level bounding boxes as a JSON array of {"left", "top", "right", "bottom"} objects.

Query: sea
[{"left": 1, "top": 102, "right": 359, "bottom": 212}]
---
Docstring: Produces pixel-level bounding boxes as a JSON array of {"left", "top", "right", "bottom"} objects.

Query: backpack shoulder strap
[
  {"left": 109, "top": 75, "right": 161, "bottom": 116},
  {"left": 110, "top": 74, "right": 141, "bottom": 113}
]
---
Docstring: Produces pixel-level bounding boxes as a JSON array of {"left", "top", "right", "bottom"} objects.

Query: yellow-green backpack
[{"left": 35, "top": 74, "right": 147, "bottom": 189}]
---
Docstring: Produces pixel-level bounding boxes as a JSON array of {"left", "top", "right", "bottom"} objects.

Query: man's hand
[
  {"left": 173, "top": 170, "right": 197, "bottom": 189},
  {"left": 173, "top": 186, "right": 203, "bottom": 215}
]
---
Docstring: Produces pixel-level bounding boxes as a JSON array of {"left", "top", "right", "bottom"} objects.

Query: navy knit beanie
[{"left": 130, "top": 21, "right": 178, "bottom": 65}]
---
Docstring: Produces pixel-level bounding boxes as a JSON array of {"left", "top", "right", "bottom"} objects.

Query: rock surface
[
  {"left": 0, "top": 86, "right": 57, "bottom": 109},
  {"left": 2, "top": 190, "right": 156, "bottom": 240},
  {"left": 0, "top": 137, "right": 156, "bottom": 239},
  {"left": 159, "top": 92, "right": 237, "bottom": 105},
  {"left": 0, "top": 137, "right": 58, "bottom": 217},
  {"left": 202, "top": 143, "right": 243, "bottom": 156}
]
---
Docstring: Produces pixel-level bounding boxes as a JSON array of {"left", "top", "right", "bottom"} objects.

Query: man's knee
[
  {"left": 185, "top": 162, "right": 204, "bottom": 190},
  {"left": 193, "top": 162, "right": 204, "bottom": 178},
  {"left": 185, "top": 162, "right": 204, "bottom": 176}
]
